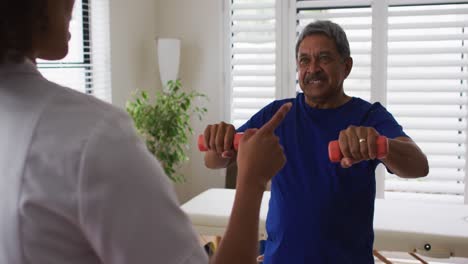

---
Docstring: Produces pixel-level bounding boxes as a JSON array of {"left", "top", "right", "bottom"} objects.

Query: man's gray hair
[{"left": 295, "top": 20, "right": 350, "bottom": 59}]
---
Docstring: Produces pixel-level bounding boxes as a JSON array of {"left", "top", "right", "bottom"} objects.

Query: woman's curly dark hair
[{"left": 0, "top": 0, "right": 48, "bottom": 62}]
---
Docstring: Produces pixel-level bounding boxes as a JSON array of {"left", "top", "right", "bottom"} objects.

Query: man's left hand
[{"left": 338, "top": 126, "right": 380, "bottom": 168}]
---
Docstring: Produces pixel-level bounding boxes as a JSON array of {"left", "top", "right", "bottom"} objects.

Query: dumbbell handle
[
  {"left": 198, "top": 133, "right": 244, "bottom": 152},
  {"left": 328, "top": 136, "right": 388, "bottom": 163}
]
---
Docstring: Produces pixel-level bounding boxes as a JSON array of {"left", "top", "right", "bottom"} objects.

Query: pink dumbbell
[
  {"left": 198, "top": 133, "right": 244, "bottom": 152},
  {"left": 328, "top": 136, "right": 388, "bottom": 162}
]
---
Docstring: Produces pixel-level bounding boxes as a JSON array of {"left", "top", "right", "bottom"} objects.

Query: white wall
[
  {"left": 109, "top": 0, "right": 226, "bottom": 203},
  {"left": 155, "top": 0, "right": 226, "bottom": 203},
  {"left": 109, "top": 0, "right": 159, "bottom": 108}
]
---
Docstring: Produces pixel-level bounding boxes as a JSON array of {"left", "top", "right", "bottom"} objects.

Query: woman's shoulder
[{"left": 24, "top": 75, "right": 135, "bottom": 154}]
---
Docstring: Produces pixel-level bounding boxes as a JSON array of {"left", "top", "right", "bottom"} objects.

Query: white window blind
[
  {"left": 384, "top": 2, "right": 468, "bottom": 204},
  {"left": 295, "top": 0, "right": 373, "bottom": 101},
  {"left": 228, "top": 0, "right": 277, "bottom": 128},
  {"left": 37, "top": 0, "right": 112, "bottom": 102}
]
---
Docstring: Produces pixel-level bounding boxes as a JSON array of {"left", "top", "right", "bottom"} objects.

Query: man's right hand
[{"left": 203, "top": 121, "right": 237, "bottom": 159}]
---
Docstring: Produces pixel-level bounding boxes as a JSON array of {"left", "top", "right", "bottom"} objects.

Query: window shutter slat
[
  {"left": 232, "top": 47, "right": 276, "bottom": 54},
  {"left": 388, "top": 84, "right": 467, "bottom": 92},
  {"left": 389, "top": 33, "right": 468, "bottom": 42},
  {"left": 232, "top": 35, "right": 276, "bottom": 43},
  {"left": 233, "top": 69, "right": 275, "bottom": 76},
  {"left": 398, "top": 118, "right": 466, "bottom": 130},
  {"left": 232, "top": 24, "right": 276, "bottom": 33},
  {"left": 385, "top": 192, "right": 464, "bottom": 204},
  {"left": 386, "top": 180, "right": 464, "bottom": 195},
  {"left": 388, "top": 168, "right": 465, "bottom": 181},
  {"left": 232, "top": 2, "right": 275, "bottom": 9},
  {"left": 389, "top": 47, "right": 468, "bottom": 54},
  {"left": 389, "top": 20, "right": 468, "bottom": 29},
  {"left": 388, "top": 72, "right": 468, "bottom": 80},
  {"left": 233, "top": 88, "right": 276, "bottom": 98},
  {"left": 297, "top": 0, "right": 371, "bottom": 9},
  {"left": 408, "top": 131, "right": 466, "bottom": 144},
  {"left": 388, "top": 94, "right": 467, "bottom": 105},
  {"left": 232, "top": 14, "right": 275, "bottom": 20},
  {"left": 233, "top": 98, "right": 275, "bottom": 109},
  {"left": 297, "top": 11, "right": 372, "bottom": 20},
  {"left": 232, "top": 80, "right": 275, "bottom": 87},
  {"left": 428, "top": 156, "right": 465, "bottom": 168},
  {"left": 232, "top": 58, "right": 276, "bottom": 65},
  {"left": 388, "top": 7, "right": 468, "bottom": 17},
  {"left": 388, "top": 106, "right": 467, "bottom": 118},
  {"left": 388, "top": 58, "right": 468, "bottom": 67}
]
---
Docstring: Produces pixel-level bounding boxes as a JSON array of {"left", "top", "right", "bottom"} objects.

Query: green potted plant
[{"left": 126, "top": 79, "right": 207, "bottom": 183}]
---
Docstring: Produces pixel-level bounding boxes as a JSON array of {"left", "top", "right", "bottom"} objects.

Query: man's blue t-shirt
[{"left": 237, "top": 93, "right": 407, "bottom": 264}]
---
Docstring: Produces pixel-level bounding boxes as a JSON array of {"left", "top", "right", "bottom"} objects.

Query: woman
[{"left": 0, "top": 1, "right": 291, "bottom": 263}]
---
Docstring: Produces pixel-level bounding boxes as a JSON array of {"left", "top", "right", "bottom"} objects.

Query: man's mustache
[{"left": 304, "top": 73, "right": 326, "bottom": 83}]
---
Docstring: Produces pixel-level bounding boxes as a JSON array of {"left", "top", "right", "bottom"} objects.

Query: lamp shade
[{"left": 157, "top": 38, "right": 181, "bottom": 88}]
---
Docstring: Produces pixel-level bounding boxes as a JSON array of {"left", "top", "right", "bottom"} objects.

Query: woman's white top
[{"left": 0, "top": 61, "right": 208, "bottom": 264}]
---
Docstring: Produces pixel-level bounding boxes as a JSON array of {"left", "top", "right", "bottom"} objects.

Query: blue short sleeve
[
  {"left": 365, "top": 103, "right": 408, "bottom": 139},
  {"left": 237, "top": 101, "right": 282, "bottom": 132}
]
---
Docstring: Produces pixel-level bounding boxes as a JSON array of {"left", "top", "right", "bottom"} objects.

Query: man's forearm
[
  {"left": 381, "top": 137, "right": 429, "bottom": 178},
  {"left": 204, "top": 151, "right": 236, "bottom": 169},
  {"left": 209, "top": 183, "right": 264, "bottom": 264}
]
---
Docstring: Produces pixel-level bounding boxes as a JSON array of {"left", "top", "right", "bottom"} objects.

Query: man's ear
[{"left": 343, "top": 57, "right": 353, "bottom": 79}]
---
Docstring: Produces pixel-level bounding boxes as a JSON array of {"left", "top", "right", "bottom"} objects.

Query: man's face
[{"left": 296, "top": 34, "right": 352, "bottom": 105}]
